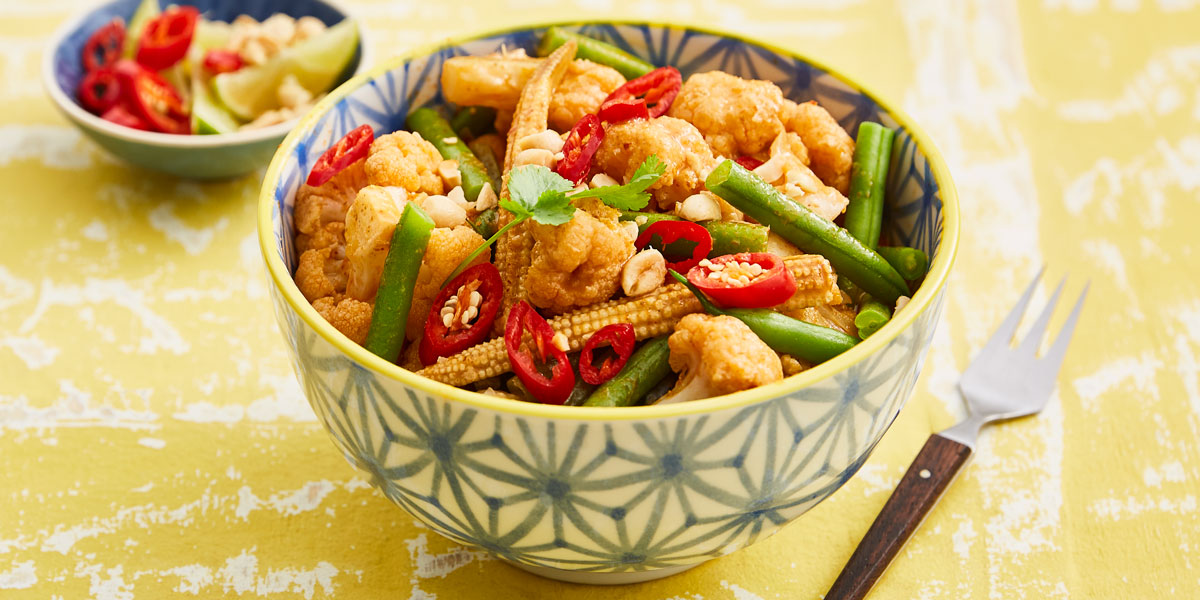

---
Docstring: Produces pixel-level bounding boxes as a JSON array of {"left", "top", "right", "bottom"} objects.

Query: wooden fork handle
[{"left": 825, "top": 434, "right": 973, "bottom": 600}]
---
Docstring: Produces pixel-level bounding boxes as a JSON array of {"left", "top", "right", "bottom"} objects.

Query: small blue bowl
[{"left": 42, "top": 0, "right": 367, "bottom": 180}]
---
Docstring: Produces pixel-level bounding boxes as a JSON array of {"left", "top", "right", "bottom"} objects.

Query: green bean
[
  {"left": 703, "top": 221, "right": 769, "bottom": 255},
  {"left": 583, "top": 337, "right": 672, "bottom": 407},
  {"left": 563, "top": 354, "right": 597, "bottom": 406},
  {"left": 467, "top": 138, "right": 502, "bottom": 183},
  {"left": 854, "top": 298, "right": 892, "bottom": 340},
  {"left": 843, "top": 122, "right": 895, "bottom": 250},
  {"left": 671, "top": 271, "right": 858, "bottom": 363},
  {"left": 406, "top": 107, "right": 495, "bottom": 202},
  {"left": 537, "top": 27, "right": 654, "bottom": 80},
  {"left": 640, "top": 371, "right": 679, "bottom": 406},
  {"left": 619, "top": 210, "right": 680, "bottom": 229},
  {"left": 838, "top": 277, "right": 867, "bottom": 305},
  {"left": 705, "top": 160, "right": 910, "bottom": 305},
  {"left": 617, "top": 211, "right": 769, "bottom": 256},
  {"left": 449, "top": 106, "right": 496, "bottom": 139},
  {"left": 877, "top": 246, "right": 929, "bottom": 281},
  {"left": 506, "top": 376, "right": 535, "bottom": 403},
  {"left": 470, "top": 206, "right": 499, "bottom": 239},
  {"left": 363, "top": 204, "right": 435, "bottom": 362}
]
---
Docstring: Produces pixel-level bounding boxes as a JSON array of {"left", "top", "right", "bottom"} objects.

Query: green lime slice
[
  {"left": 123, "top": 0, "right": 160, "bottom": 59},
  {"left": 211, "top": 19, "right": 358, "bottom": 121},
  {"left": 187, "top": 19, "right": 233, "bottom": 65},
  {"left": 192, "top": 74, "right": 240, "bottom": 134}
]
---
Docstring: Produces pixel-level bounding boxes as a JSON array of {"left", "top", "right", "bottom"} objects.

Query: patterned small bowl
[
  {"left": 42, "top": 0, "right": 366, "bottom": 180},
  {"left": 258, "top": 22, "right": 958, "bottom": 585}
]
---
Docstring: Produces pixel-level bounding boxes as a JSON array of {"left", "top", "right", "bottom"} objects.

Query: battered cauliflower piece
[
  {"left": 406, "top": 226, "right": 488, "bottom": 341},
  {"left": 549, "top": 59, "right": 625, "bottom": 132},
  {"left": 526, "top": 198, "right": 634, "bottom": 313},
  {"left": 312, "top": 296, "right": 373, "bottom": 345},
  {"left": 295, "top": 245, "right": 347, "bottom": 302},
  {"left": 784, "top": 100, "right": 855, "bottom": 194},
  {"left": 293, "top": 161, "right": 367, "bottom": 254},
  {"left": 659, "top": 314, "right": 783, "bottom": 404},
  {"left": 755, "top": 131, "right": 847, "bottom": 221},
  {"left": 770, "top": 131, "right": 810, "bottom": 166},
  {"left": 365, "top": 131, "right": 445, "bottom": 195},
  {"left": 668, "top": 71, "right": 786, "bottom": 158},
  {"left": 344, "top": 185, "right": 407, "bottom": 301},
  {"left": 779, "top": 165, "right": 849, "bottom": 222},
  {"left": 594, "top": 117, "right": 717, "bottom": 210}
]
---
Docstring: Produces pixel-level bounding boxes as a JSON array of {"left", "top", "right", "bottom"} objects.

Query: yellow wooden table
[{"left": 3, "top": 1, "right": 1198, "bottom": 597}]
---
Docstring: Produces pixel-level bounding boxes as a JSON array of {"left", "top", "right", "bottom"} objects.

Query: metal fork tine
[
  {"left": 1017, "top": 276, "right": 1066, "bottom": 355},
  {"left": 1039, "top": 283, "right": 1089, "bottom": 372},
  {"left": 980, "top": 266, "right": 1045, "bottom": 354}
]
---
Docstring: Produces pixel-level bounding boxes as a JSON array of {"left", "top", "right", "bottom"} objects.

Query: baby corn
[
  {"left": 493, "top": 40, "right": 577, "bottom": 333},
  {"left": 417, "top": 254, "right": 840, "bottom": 387}
]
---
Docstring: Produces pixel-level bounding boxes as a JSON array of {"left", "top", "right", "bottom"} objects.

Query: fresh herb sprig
[{"left": 441, "top": 156, "right": 666, "bottom": 286}]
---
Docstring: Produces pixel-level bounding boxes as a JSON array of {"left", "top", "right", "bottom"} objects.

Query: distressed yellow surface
[{"left": 2, "top": 0, "right": 1199, "bottom": 598}]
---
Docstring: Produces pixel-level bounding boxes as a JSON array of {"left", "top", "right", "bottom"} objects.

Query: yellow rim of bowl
[{"left": 258, "top": 19, "right": 960, "bottom": 422}]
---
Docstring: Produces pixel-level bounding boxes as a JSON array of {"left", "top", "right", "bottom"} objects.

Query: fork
[{"left": 825, "top": 268, "right": 1088, "bottom": 600}]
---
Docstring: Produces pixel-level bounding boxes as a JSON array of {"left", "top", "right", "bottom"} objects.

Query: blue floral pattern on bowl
[{"left": 261, "top": 23, "right": 951, "bottom": 581}]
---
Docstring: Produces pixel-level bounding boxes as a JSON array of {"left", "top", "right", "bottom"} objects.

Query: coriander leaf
[
  {"left": 531, "top": 189, "right": 576, "bottom": 225},
  {"left": 498, "top": 198, "right": 532, "bottom": 220},
  {"left": 571, "top": 154, "right": 666, "bottom": 210},
  {"left": 506, "top": 165, "right": 574, "bottom": 214},
  {"left": 629, "top": 155, "right": 666, "bottom": 187}
]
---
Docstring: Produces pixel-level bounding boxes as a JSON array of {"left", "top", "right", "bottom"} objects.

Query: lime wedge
[
  {"left": 192, "top": 75, "right": 241, "bottom": 134},
  {"left": 123, "top": 0, "right": 160, "bottom": 59},
  {"left": 187, "top": 20, "right": 233, "bottom": 64},
  {"left": 211, "top": 20, "right": 358, "bottom": 121}
]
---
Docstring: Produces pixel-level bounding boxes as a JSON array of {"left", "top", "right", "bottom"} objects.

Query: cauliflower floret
[
  {"left": 365, "top": 131, "right": 445, "bottom": 195},
  {"left": 659, "top": 314, "right": 783, "bottom": 404},
  {"left": 344, "top": 185, "right": 408, "bottom": 301},
  {"left": 526, "top": 198, "right": 634, "bottom": 313},
  {"left": 406, "top": 226, "right": 488, "bottom": 341},
  {"left": 594, "top": 117, "right": 717, "bottom": 210},
  {"left": 293, "top": 161, "right": 366, "bottom": 254},
  {"left": 784, "top": 100, "right": 854, "bottom": 194},
  {"left": 754, "top": 131, "right": 847, "bottom": 221},
  {"left": 779, "top": 165, "right": 849, "bottom": 222},
  {"left": 549, "top": 59, "right": 625, "bottom": 132},
  {"left": 667, "top": 71, "right": 786, "bottom": 158},
  {"left": 295, "top": 245, "right": 346, "bottom": 302},
  {"left": 770, "top": 131, "right": 810, "bottom": 166},
  {"left": 312, "top": 296, "right": 373, "bottom": 345}
]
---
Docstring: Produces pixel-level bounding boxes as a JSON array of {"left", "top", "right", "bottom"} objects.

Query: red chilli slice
[
  {"left": 135, "top": 6, "right": 199, "bottom": 71},
  {"left": 555, "top": 113, "right": 605, "bottom": 185},
  {"left": 579, "top": 323, "right": 635, "bottom": 385},
  {"left": 505, "top": 301, "right": 575, "bottom": 405},
  {"left": 600, "top": 66, "right": 683, "bottom": 122},
  {"left": 306, "top": 124, "right": 374, "bottom": 187},
  {"left": 419, "top": 263, "right": 503, "bottom": 366},
  {"left": 686, "top": 252, "right": 797, "bottom": 309},
  {"left": 82, "top": 19, "right": 126, "bottom": 73},
  {"left": 113, "top": 59, "right": 189, "bottom": 134},
  {"left": 634, "top": 220, "right": 713, "bottom": 273},
  {"left": 78, "top": 67, "right": 121, "bottom": 114}
]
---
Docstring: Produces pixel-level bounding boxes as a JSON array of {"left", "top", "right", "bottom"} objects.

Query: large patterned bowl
[{"left": 258, "top": 22, "right": 958, "bottom": 585}]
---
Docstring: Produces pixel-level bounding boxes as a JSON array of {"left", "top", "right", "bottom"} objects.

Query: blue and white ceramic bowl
[
  {"left": 258, "top": 22, "right": 959, "bottom": 584},
  {"left": 43, "top": 0, "right": 366, "bottom": 179}
]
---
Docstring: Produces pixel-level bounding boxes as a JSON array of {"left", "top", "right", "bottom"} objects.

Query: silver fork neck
[{"left": 938, "top": 413, "right": 987, "bottom": 449}]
